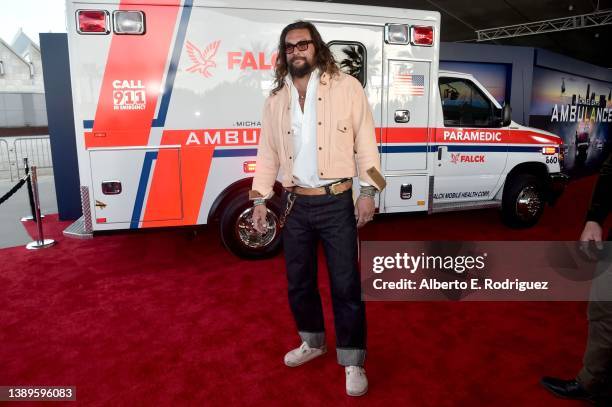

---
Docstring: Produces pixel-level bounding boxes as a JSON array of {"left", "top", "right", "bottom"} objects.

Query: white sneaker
[
  {"left": 345, "top": 366, "right": 368, "bottom": 396},
  {"left": 283, "top": 341, "right": 327, "bottom": 367}
]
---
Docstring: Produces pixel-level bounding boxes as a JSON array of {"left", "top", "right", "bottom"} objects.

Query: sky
[{"left": 0, "top": 0, "right": 66, "bottom": 45}]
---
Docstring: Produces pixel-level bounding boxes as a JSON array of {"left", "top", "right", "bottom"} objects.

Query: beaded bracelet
[{"left": 359, "top": 186, "right": 377, "bottom": 197}]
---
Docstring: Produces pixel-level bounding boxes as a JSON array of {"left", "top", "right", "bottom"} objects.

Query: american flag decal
[{"left": 394, "top": 73, "right": 425, "bottom": 96}]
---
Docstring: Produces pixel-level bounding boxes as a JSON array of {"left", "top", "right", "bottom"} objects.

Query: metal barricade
[
  {"left": 13, "top": 136, "right": 53, "bottom": 178},
  {"left": 0, "top": 139, "right": 13, "bottom": 181}
]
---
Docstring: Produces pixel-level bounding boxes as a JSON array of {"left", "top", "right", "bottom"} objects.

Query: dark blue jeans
[{"left": 282, "top": 189, "right": 366, "bottom": 366}]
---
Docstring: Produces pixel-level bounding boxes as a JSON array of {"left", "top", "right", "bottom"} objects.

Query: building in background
[{"left": 0, "top": 28, "right": 47, "bottom": 134}]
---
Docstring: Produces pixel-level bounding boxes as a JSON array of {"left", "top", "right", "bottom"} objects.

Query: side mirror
[{"left": 502, "top": 103, "right": 512, "bottom": 127}]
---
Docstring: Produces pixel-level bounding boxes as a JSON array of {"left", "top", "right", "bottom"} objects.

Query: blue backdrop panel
[{"left": 40, "top": 33, "right": 81, "bottom": 221}]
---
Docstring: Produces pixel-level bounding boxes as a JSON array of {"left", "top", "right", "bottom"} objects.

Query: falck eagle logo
[
  {"left": 450, "top": 153, "right": 461, "bottom": 164},
  {"left": 185, "top": 40, "right": 221, "bottom": 78}
]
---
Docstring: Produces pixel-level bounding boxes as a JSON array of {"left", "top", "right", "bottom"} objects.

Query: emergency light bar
[
  {"left": 385, "top": 24, "right": 409, "bottom": 44},
  {"left": 77, "top": 10, "right": 110, "bottom": 34},
  {"left": 113, "top": 11, "right": 145, "bottom": 35},
  {"left": 76, "top": 10, "right": 145, "bottom": 35},
  {"left": 385, "top": 24, "right": 434, "bottom": 46},
  {"left": 411, "top": 26, "right": 434, "bottom": 46}
]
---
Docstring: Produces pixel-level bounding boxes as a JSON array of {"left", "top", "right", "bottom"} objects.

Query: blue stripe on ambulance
[{"left": 130, "top": 151, "right": 158, "bottom": 229}]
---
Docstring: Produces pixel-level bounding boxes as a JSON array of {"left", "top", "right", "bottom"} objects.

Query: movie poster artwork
[{"left": 530, "top": 67, "right": 612, "bottom": 175}]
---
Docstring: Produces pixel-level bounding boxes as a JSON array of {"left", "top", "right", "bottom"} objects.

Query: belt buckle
[{"left": 329, "top": 181, "right": 343, "bottom": 195}]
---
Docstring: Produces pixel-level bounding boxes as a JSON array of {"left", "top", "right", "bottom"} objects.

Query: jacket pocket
[
  {"left": 337, "top": 119, "right": 352, "bottom": 135},
  {"left": 336, "top": 118, "right": 354, "bottom": 151},
  {"left": 333, "top": 118, "right": 356, "bottom": 171}
]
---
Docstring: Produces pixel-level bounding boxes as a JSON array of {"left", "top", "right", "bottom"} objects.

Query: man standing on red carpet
[
  {"left": 249, "top": 21, "right": 385, "bottom": 397},
  {"left": 541, "top": 151, "right": 612, "bottom": 406}
]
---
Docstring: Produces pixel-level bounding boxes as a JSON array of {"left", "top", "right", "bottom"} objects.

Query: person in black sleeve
[{"left": 541, "top": 151, "right": 612, "bottom": 406}]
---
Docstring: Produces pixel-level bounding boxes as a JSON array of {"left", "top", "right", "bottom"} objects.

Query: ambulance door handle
[
  {"left": 437, "top": 146, "right": 447, "bottom": 164},
  {"left": 394, "top": 110, "right": 410, "bottom": 123}
]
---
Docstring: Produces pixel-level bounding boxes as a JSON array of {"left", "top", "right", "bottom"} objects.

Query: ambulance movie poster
[{"left": 529, "top": 66, "right": 612, "bottom": 176}]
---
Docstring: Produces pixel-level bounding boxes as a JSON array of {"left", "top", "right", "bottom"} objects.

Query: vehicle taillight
[
  {"left": 77, "top": 10, "right": 109, "bottom": 34},
  {"left": 243, "top": 161, "right": 256, "bottom": 173},
  {"left": 542, "top": 146, "right": 557, "bottom": 155},
  {"left": 411, "top": 26, "right": 434, "bottom": 46}
]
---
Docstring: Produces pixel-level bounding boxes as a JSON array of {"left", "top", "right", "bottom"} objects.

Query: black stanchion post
[{"left": 22, "top": 158, "right": 40, "bottom": 223}]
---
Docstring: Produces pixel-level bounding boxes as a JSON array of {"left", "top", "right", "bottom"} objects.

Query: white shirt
[{"left": 288, "top": 69, "right": 341, "bottom": 188}]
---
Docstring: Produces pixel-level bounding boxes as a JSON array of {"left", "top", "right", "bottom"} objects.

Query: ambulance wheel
[
  {"left": 220, "top": 195, "right": 282, "bottom": 259},
  {"left": 502, "top": 173, "right": 545, "bottom": 228}
]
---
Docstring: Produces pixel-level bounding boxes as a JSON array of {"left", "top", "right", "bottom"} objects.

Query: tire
[
  {"left": 219, "top": 193, "right": 282, "bottom": 259},
  {"left": 501, "top": 173, "right": 545, "bottom": 228}
]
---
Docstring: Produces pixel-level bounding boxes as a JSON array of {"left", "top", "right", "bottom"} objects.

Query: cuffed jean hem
[
  {"left": 577, "top": 369, "right": 611, "bottom": 396},
  {"left": 299, "top": 331, "right": 326, "bottom": 348},
  {"left": 577, "top": 369, "right": 596, "bottom": 393},
  {"left": 337, "top": 348, "right": 366, "bottom": 367}
]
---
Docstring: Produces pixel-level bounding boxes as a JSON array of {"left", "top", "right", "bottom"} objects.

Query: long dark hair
[{"left": 271, "top": 21, "right": 339, "bottom": 96}]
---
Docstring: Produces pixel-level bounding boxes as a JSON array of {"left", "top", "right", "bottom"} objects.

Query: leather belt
[{"left": 287, "top": 178, "right": 352, "bottom": 196}]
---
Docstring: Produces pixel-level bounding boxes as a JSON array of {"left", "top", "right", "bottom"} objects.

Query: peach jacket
[{"left": 249, "top": 70, "right": 386, "bottom": 199}]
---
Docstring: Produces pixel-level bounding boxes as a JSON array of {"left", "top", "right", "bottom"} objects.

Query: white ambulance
[{"left": 65, "top": 0, "right": 567, "bottom": 258}]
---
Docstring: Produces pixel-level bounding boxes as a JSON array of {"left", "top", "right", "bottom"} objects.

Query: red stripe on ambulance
[
  {"left": 85, "top": 0, "right": 181, "bottom": 148},
  {"left": 142, "top": 131, "right": 215, "bottom": 227}
]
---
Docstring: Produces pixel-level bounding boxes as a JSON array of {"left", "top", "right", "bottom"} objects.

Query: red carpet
[{"left": 0, "top": 176, "right": 609, "bottom": 406}]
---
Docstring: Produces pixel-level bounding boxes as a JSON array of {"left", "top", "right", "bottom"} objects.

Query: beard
[{"left": 288, "top": 57, "right": 313, "bottom": 78}]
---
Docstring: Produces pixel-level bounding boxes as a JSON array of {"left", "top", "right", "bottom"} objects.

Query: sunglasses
[{"left": 284, "top": 40, "right": 314, "bottom": 54}]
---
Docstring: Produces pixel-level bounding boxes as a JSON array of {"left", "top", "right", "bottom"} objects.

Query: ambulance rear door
[{"left": 380, "top": 21, "right": 440, "bottom": 213}]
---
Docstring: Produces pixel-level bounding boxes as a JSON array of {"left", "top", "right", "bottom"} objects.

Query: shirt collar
[{"left": 286, "top": 68, "right": 320, "bottom": 90}]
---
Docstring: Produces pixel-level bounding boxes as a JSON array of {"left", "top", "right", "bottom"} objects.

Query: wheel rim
[
  {"left": 515, "top": 186, "right": 542, "bottom": 222},
  {"left": 236, "top": 207, "right": 278, "bottom": 249}
]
